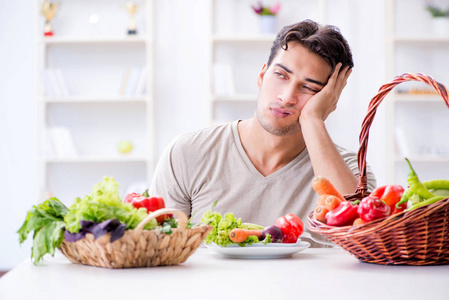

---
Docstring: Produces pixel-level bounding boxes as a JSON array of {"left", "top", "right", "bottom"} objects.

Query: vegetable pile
[
  {"left": 313, "top": 158, "right": 449, "bottom": 227},
  {"left": 201, "top": 203, "right": 304, "bottom": 246},
  {"left": 18, "top": 177, "right": 177, "bottom": 265}
]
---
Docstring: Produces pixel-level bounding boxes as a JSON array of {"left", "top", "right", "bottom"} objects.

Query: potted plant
[
  {"left": 251, "top": 2, "right": 282, "bottom": 34},
  {"left": 425, "top": 4, "right": 449, "bottom": 36}
]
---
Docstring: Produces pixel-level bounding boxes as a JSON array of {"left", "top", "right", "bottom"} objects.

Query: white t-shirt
[{"left": 149, "top": 120, "right": 376, "bottom": 246}]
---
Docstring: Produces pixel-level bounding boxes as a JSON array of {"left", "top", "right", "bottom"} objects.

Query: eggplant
[{"left": 260, "top": 225, "right": 284, "bottom": 243}]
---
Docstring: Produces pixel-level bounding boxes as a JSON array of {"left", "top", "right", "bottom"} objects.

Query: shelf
[
  {"left": 42, "top": 95, "right": 148, "bottom": 104},
  {"left": 394, "top": 155, "right": 449, "bottom": 163},
  {"left": 394, "top": 36, "right": 449, "bottom": 44},
  {"left": 39, "top": 36, "right": 148, "bottom": 45},
  {"left": 213, "top": 94, "right": 258, "bottom": 102},
  {"left": 385, "top": 0, "right": 449, "bottom": 184},
  {"left": 35, "top": 0, "right": 155, "bottom": 204},
  {"left": 212, "top": 34, "right": 276, "bottom": 43},
  {"left": 43, "top": 156, "right": 148, "bottom": 163},
  {"left": 392, "top": 93, "right": 443, "bottom": 102}
]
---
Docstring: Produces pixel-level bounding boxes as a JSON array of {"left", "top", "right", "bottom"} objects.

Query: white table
[{"left": 1, "top": 247, "right": 448, "bottom": 300}]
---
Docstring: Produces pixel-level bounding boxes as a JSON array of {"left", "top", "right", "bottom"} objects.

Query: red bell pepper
[
  {"left": 123, "top": 190, "right": 170, "bottom": 224},
  {"left": 357, "top": 195, "right": 391, "bottom": 222},
  {"left": 325, "top": 201, "right": 359, "bottom": 226},
  {"left": 274, "top": 214, "right": 304, "bottom": 243},
  {"left": 370, "top": 185, "right": 405, "bottom": 213}
]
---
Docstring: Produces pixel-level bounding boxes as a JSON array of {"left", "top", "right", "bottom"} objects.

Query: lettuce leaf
[
  {"left": 201, "top": 210, "right": 264, "bottom": 247},
  {"left": 17, "top": 197, "right": 68, "bottom": 264},
  {"left": 64, "top": 177, "right": 157, "bottom": 233}
]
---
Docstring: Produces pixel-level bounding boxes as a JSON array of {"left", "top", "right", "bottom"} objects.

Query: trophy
[
  {"left": 126, "top": 2, "right": 138, "bottom": 35},
  {"left": 42, "top": 1, "right": 58, "bottom": 36}
]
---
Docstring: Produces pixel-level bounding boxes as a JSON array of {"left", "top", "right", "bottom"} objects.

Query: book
[
  {"left": 45, "top": 69, "right": 62, "bottom": 96},
  {"left": 124, "top": 67, "right": 142, "bottom": 96},
  {"left": 119, "top": 68, "right": 131, "bottom": 96},
  {"left": 43, "top": 69, "right": 69, "bottom": 97},
  {"left": 42, "top": 70, "right": 55, "bottom": 96},
  {"left": 49, "top": 126, "right": 78, "bottom": 158},
  {"left": 135, "top": 67, "right": 147, "bottom": 96},
  {"left": 213, "top": 63, "right": 235, "bottom": 97},
  {"left": 53, "top": 68, "right": 69, "bottom": 96}
]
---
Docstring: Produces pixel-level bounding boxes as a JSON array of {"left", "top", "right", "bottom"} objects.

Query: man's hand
[{"left": 299, "top": 63, "right": 352, "bottom": 123}]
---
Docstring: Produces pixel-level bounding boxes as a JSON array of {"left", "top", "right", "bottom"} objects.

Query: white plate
[{"left": 204, "top": 239, "right": 310, "bottom": 259}]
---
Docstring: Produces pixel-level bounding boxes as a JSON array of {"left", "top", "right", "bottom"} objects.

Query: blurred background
[{"left": 1, "top": 0, "right": 449, "bottom": 271}]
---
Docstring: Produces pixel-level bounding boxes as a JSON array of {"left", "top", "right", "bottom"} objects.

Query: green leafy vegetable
[
  {"left": 18, "top": 177, "right": 158, "bottom": 265},
  {"left": 160, "top": 218, "right": 178, "bottom": 234},
  {"left": 201, "top": 210, "right": 264, "bottom": 247},
  {"left": 64, "top": 177, "right": 157, "bottom": 233},
  {"left": 17, "top": 198, "right": 68, "bottom": 265},
  {"left": 262, "top": 234, "right": 273, "bottom": 244}
]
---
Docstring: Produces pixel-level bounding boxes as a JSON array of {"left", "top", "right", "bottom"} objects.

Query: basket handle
[
  {"left": 345, "top": 73, "right": 449, "bottom": 201},
  {"left": 135, "top": 208, "right": 189, "bottom": 232}
]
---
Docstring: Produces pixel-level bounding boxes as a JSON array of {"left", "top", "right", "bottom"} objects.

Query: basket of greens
[{"left": 18, "top": 177, "right": 212, "bottom": 268}]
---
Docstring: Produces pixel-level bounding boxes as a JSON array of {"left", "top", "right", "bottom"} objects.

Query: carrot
[
  {"left": 229, "top": 229, "right": 262, "bottom": 243},
  {"left": 324, "top": 195, "right": 343, "bottom": 211},
  {"left": 353, "top": 218, "right": 365, "bottom": 226},
  {"left": 312, "top": 176, "right": 345, "bottom": 201},
  {"left": 317, "top": 194, "right": 329, "bottom": 206},
  {"left": 314, "top": 205, "right": 329, "bottom": 223}
]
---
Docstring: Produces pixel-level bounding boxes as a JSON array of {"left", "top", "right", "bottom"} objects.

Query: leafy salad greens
[
  {"left": 18, "top": 177, "right": 157, "bottom": 265},
  {"left": 18, "top": 197, "right": 68, "bottom": 265},
  {"left": 201, "top": 208, "right": 271, "bottom": 247},
  {"left": 64, "top": 177, "right": 155, "bottom": 233}
]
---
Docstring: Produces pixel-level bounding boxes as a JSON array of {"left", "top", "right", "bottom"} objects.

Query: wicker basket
[
  {"left": 59, "top": 208, "right": 212, "bottom": 268},
  {"left": 307, "top": 73, "right": 449, "bottom": 265}
]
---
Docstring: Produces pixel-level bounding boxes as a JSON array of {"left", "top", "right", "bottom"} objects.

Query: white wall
[
  {"left": 0, "top": 0, "right": 387, "bottom": 270},
  {"left": 0, "top": 0, "right": 37, "bottom": 269}
]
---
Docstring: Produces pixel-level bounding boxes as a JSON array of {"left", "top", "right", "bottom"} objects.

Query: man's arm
[{"left": 299, "top": 63, "right": 358, "bottom": 195}]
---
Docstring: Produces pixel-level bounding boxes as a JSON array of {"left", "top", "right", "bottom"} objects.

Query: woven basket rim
[
  {"left": 308, "top": 196, "right": 449, "bottom": 236},
  {"left": 58, "top": 210, "right": 213, "bottom": 268},
  {"left": 135, "top": 207, "right": 189, "bottom": 232}
]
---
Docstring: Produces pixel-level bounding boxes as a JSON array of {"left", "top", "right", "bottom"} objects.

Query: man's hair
[{"left": 267, "top": 19, "right": 354, "bottom": 70}]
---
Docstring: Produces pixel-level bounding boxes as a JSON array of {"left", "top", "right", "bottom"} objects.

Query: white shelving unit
[
  {"left": 35, "top": 0, "right": 155, "bottom": 205},
  {"left": 385, "top": 0, "right": 449, "bottom": 186},
  {"left": 208, "top": 0, "right": 327, "bottom": 125}
]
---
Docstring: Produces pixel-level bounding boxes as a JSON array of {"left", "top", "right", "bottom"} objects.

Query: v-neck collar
[{"left": 231, "top": 120, "right": 309, "bottom": 184}]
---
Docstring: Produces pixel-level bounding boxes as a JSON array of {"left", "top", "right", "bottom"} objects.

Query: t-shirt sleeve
[{"left": 149, "top": 136, "right": 192, "bottom": 217}]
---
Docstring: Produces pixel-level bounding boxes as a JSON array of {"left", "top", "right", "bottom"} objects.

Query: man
[{"left": 149, "top": 20, "right": 376, "bottom": 240}]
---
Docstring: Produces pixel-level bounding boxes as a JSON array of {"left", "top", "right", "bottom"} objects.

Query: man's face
[{"left": 256, "top": 42, "right": 332, "bottom": 136}]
